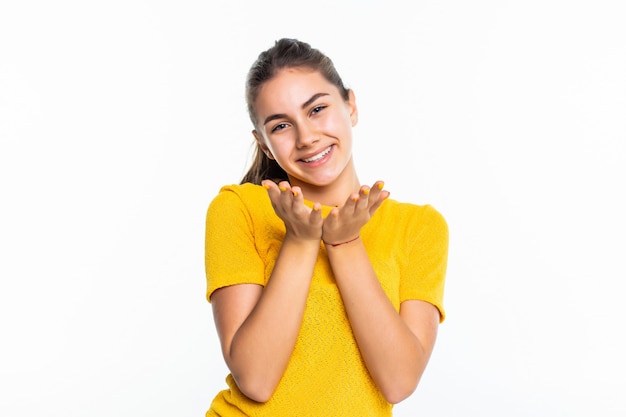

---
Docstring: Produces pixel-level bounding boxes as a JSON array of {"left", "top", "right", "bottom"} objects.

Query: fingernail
[
  {"left": 377, "top": 182, "right": 385, "bottom": 190},
  {"left": 293, "top": 191, "right": 299, "bottom": 197},
  {"left": 263, "top": 183, "right": 270, "bottom": 190},
  {"left": 279, "top": 186, "right": 287, "bottom": 192},
  {"left": 362, "top": 188, "right": 370, "bottom": 195}
]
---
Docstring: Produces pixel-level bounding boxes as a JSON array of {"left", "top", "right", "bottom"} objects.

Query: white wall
[{"left": 1, "top": 1, "right": 624, "bottom": 416}]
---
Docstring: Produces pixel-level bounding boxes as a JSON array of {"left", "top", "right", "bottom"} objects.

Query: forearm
[
  {"left": 327, "top": 239, "right": 430, "bottom": 404},
  {"left": 227, "top": 236, "right": 319, "bottom": 401}
]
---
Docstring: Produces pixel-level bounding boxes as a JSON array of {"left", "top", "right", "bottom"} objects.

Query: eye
[
  {"left": 271, "top": 123, "right": 289, "bottom": 133},
  {"left": 311, "top": 105, "right": 326, "bottom": 115}
]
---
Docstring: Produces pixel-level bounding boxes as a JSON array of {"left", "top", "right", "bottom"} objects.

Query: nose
[{"left": 296, "top": 120, "right": 320, "bottom": 149}]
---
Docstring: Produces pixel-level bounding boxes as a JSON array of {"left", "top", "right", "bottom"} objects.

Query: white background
[{"left": 1, "top": 1, "right": 625, "bottom": 416}]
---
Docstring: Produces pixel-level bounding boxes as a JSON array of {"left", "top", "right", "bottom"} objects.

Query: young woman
[{"left": 205, "top": 38, "right": 448, "bottom": 416}]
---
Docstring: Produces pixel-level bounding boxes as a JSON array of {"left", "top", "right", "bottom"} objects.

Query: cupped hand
[
  {"left": 262, "top": 180, "right": 324, "bottom": 241},
  {"left": 322, "top": 181, "right": 390, "bottom": 245}
]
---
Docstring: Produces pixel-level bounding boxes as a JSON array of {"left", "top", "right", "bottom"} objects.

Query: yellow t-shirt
[{"left": 205, "top": 183, "right": 448, "bottom": 417}]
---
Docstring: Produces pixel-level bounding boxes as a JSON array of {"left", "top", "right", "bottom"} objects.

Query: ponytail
[{"left": 240, "top": 143, "right": 288, "bottom": 185}]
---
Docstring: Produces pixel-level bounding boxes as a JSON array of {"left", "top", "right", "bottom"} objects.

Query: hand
[
  {"left": 322, "top": 181, "right": 389, "bottom": 245},
  {"left": 262, "top": 180, "right": 324, "bottom": 242}
]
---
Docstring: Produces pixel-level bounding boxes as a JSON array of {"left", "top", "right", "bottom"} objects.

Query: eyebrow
[{"left": 263, "top": 93, "right": 330, "bottom": 126}]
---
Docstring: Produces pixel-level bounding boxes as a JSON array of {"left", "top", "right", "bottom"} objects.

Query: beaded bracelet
[{"left": 323, "top": 235, "right": 360, "bottom": 247}]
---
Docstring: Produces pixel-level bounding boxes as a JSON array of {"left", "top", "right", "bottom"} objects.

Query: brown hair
[{"left": 240, "top": 38, "right": 350, "bottom": 185}]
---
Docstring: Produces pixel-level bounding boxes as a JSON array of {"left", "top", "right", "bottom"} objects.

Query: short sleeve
[
  {"left": 399, "top": 205, "right": 449, "bottom": 322},
  {"left": 205, "top": 188, "right": 265, "bottom": 302}
]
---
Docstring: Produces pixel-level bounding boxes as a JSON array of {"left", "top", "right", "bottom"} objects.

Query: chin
[{"left": 304, "top": 173, "right": 342, "bottom": 187}]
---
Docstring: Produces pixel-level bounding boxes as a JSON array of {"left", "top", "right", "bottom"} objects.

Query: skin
[{"left": 211, "top": 67, "right": 440, "bottom": 404}]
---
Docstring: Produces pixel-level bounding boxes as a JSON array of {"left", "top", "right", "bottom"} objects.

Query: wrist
[
  {"left": 283, "top": 232, "right": 323, "bottom": 247},
  {"left": 323, "top": 235, "right": 360, "bottom": 248}
]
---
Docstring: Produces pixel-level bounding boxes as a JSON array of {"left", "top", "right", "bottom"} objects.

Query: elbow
[
  {"left": 380, "top": 349, "right": 431, "bottom": 404},
  {"left": 383, "top": 387, "right": 415, "bottom": 405},
  {"left": 384, "top": 387, "right": 415, "bottom": 405},
  {"left": 233, "top": 374, "right": 277, "bottom": 403},
  {"left": 381, "top": 375, "right": 420, "bottom": 405},
  {"left": 242, "top": 388, "right": 274, "bottom": 404}
]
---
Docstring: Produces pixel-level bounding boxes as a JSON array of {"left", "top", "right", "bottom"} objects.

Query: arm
[
  {"left": 322, "top": 183, "right": 440, "bottom": 404},
  {"left": 326, "top": 239, "right": 439, "bottom": 404},
  {"left": 210, "top": 181, "right": 322, "bottom": 403}
]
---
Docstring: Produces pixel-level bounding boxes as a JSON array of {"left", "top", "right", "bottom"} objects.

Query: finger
[
  {"left": 277, "top": 180, "right": 291, "bottom": 193},
  {"left": 329, "top": 206, "right": 340, "bottom": 220},
  {"left": 309, "top": 202, "right": 324, "bottom": 226},
  {"left": 278, "top": 181, "right": 294, "bottom": 209},
  {"left": 262, "top": 180, "right": 282, "bottom": 206},
  {"left": 366, "top": 181, "right": 384, "bottom": 205},
  {"left": 262, "top": 179, "right": 276, "bottom": 193},
  {"left": 324, "top": 207, "right": 340, "bottom": 232},
  {"left": 369, "top": 190, "right": 390, "bottom": 215},
  {"left": 357, "top": 186, "right": 371, "bottom": 211},
  {"left": 364, "top": 181, "right": 384, "bottom": 211},
  {"left": 341, "top": 192, "right": 360, "bottom": 215},
  {"left": 291, "top": 185, "right": 311, "bottom": 216}
]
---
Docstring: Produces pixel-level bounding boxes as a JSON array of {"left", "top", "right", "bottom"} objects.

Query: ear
[
  {"left": 252, "top": 130, "right": 275, "bottom": 160},
  {"left": 347, "top": 89, "right": 358, "bottom": 127}
]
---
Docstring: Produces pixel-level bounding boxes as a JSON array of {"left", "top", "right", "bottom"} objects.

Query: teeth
[{"left": 302, "top": 146, "right": 331, "bottom": 163}]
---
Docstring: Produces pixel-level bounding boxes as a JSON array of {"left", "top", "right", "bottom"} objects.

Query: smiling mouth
[{"left": 301, "top": 146, "right": 332, "bottom": 163}]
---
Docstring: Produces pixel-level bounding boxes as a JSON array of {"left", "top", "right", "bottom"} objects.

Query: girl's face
[{"left": 253, "top": 67, "right": 358, "bottom": 191}]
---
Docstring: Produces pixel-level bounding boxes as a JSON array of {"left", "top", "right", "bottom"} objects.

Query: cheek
[
  {"left": 322, "top": 113, "right": 349, "bottom": 132},
  {"left": 266, "top": 138, "right": 293, "bottom": 159}
]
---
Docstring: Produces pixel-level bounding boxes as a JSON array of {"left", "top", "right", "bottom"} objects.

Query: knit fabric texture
[{"left": 205, "top": 183, "right": 448, "bottom": 417}]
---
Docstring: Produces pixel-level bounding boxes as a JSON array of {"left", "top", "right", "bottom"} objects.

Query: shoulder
[
  {"left": 374, "top": 199, "right": 448, "bottom": 247},
  {"left": 378, "top": 199, "right": 447, "bottom": 230},
  {"left": 206, "top": 183, "right": 274, "bottom": 228},
  {"left": 208, "top": 183, "right": 270, "bottom": 212},
  {"left": 211, "top": 182, "right": 268, "bottom": 203}
]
